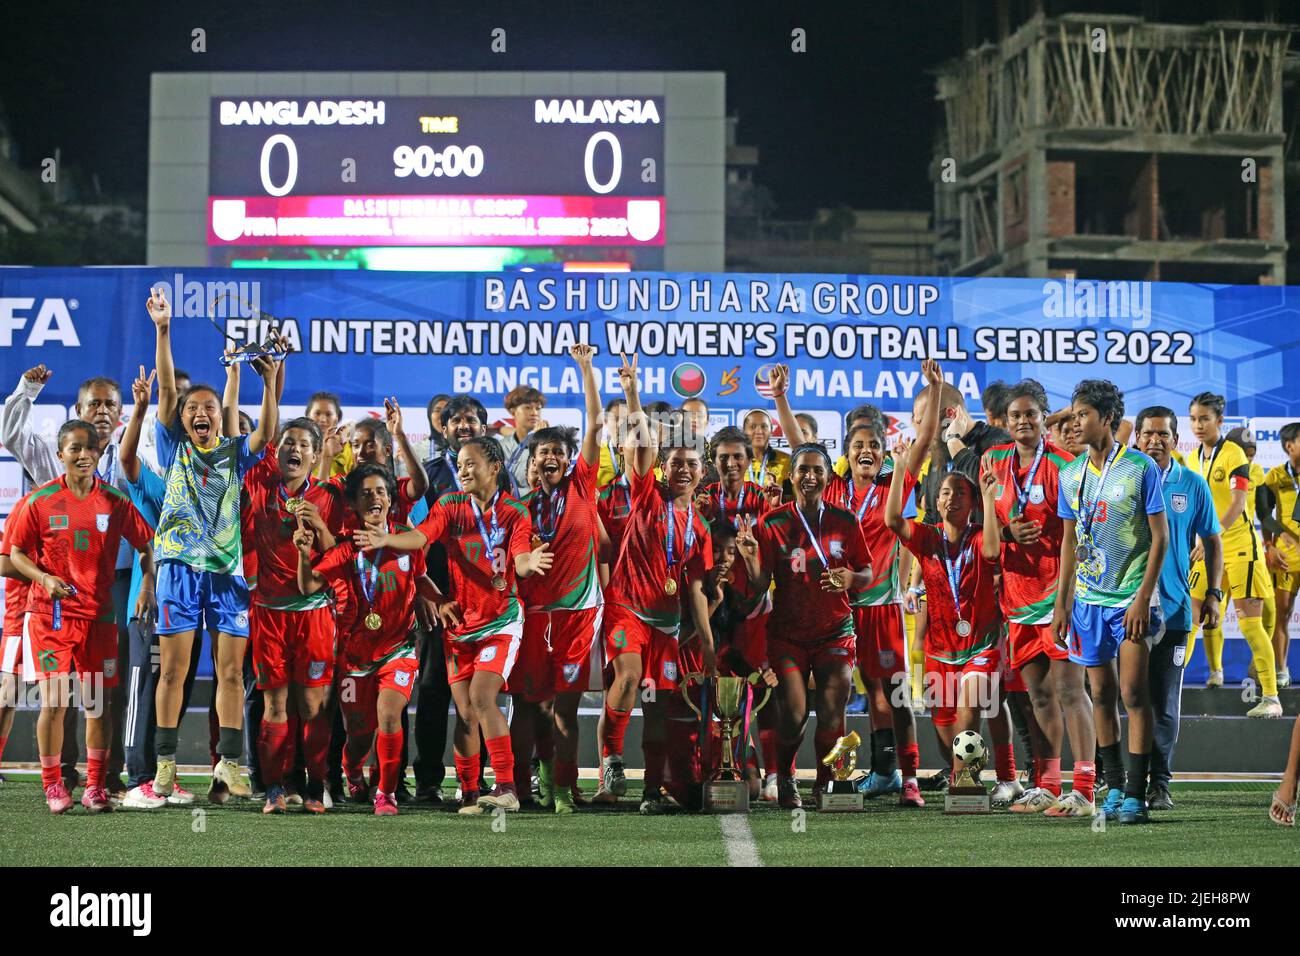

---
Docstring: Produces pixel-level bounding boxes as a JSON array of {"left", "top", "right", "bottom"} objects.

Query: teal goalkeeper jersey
[{"left": 1056, "top": 444, "right": 1165, "bottom": 608}]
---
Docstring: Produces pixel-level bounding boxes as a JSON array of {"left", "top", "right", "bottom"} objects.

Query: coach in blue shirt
[{"left": 1135, "top": 407, "right": 1223, "bottom": 810}]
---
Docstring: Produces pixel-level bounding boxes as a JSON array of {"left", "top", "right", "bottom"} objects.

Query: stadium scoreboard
[{"left": 207, "top": 96, "right": 666, "bottom": 248}]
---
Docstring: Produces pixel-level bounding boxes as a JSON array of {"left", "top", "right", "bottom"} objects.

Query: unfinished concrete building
[{"left": 932, "top": 0, "right": 1298, "bottom": 283}]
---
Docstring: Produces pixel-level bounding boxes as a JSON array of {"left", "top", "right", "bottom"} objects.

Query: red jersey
[
  {"left": 2, "top": 493, "right": 35, "bottom": 637},
  {"left": 697, "top": 480, "right": 769, "bottom": 528},
  {"left": 597, "top": 477, "right": 633, "bottom": 556},
  {"left": 244, "top": 446, "right": 348, "bottom": 610},
  {"left": 826, "top": 466, "right": 916, "bottom": 608},
  {"left": 982, "top": 440, "right": 1074, "bottom": 625},
  {"left": 315, "top": 525, "right": 424, "bottom": 674},
  {"left": 327, "top": 473, "right": 422, "bottom": 526},
  {"left": 416, "top": 491, "right": 531, "bottom": 643},
  {"left": 903, "top": 523, "right": 1001, "bottom": 664},
  {"left": 605, "top": 467, "right": 713, "bottom": 639},
  {"left": 756, "top": 501, "right": 872, "bottom": 646},
  {"left": 9, "top": 477, "right": 152, "bottom": 623},
  {"left": 519, "top": 454, "right": 601, "bottom": 612}
]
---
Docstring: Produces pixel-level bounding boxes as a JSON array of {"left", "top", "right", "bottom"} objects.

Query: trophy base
[
  {"left": 704, "top": 779, "right": 750, "bottom": 814},
  {"left": 944, "top": 785, "right": 991, "bottom": 815},
  {"left": 817, "top": 779, "right": 864, "bottom": 812}
]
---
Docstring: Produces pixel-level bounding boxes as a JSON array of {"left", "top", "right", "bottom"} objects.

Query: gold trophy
[
  {"left": 944, "top": 730, "right": 991, "bottom": 814},
  {"left": 818, "top": 731, "right": 865, "bottom": 811},
  {"left": 681, "top": 672, "right": 772, "bottom": 813}
]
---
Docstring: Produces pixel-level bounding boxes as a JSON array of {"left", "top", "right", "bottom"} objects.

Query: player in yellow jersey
[
  {"left": 1260, "top": 422, "right": 1300, "bottom": 689},
  {"left": 1225, "top": 428, "right": 1282, "bottom": 687},
  {"left": 1185, "top": 395, "right": 1281, "bottom": 716}
]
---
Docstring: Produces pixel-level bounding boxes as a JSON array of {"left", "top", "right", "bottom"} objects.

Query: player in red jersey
[
  {"left": 7, "top": 421, "right": 155, "bottom": 814},
  {"left": 245, "top": 417, "right": 349, "bottom": 814},
  {"left": 295, "top": 464, "right": 427, "bottom": 816},
  {"left": 691, "top": 424, "right": 780, "bottom": 795},
  {"left": 598, "top": 353, "right": 717, "bottom": 814},
  {"left": 0, "top": 492, "right": 37, "bottom": 777},
  {"left": 511, "top": 344, "right": 605, "bottom": 814},
  {"left": 361, "top": 437, "right": 553, "bottom": 814},
  {"left": 884, "top": 362, "right": 1012, "bottom": 788},
  {"left": 980, "top": 379, "right": 1097, "bottom": 815},
  {"left": 342, "top": 398, "right": 428, "bottom": 522},
  {"left": 740, "top": 442, "right": 875, "bottom": 809}
]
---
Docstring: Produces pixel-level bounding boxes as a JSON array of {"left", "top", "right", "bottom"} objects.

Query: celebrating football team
[{"left": 2, "top": 286, "right": 1299, "bottom": 828}]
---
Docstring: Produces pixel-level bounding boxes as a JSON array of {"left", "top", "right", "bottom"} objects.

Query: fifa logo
[{"left": 790, "top": 547, "right": 807, "bottom": 573}]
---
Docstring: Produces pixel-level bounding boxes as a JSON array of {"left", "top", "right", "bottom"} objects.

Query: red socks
[
  {"left": 1039, "top": 756, "right": 1063, "bottom": 796},
  {"left": 899, "top": 742, "right": 920, "bottom": 779},
  {"left": 554, "top": 759, "right": 579, "bottom": 789},
  {"left": 760, "top": 728, "right": 778, "bottom": 777},
  {"left": 301, "top": 713, "right": 331, "bottom": 787},
  {"left": 484, "top": 734, "right": 515, "bottom": 790},
  {"left": 40, "top": 753, "right": 61, "bottom": 789},
  {"left": 994, "top": 743, "right": 1016, "bottom": 782},
  {"left": 643, "top": 739, "right": 666, "bottom": 794},
  {"left": 375, "top": 730, "right": 403, "bottom": 795},
  {"left": 86, "top": 747, "right": 107, "bottom": 790},
  {"left": 454, "top": 752, "right": 480, "bottom": 796},
  {"left": 1073, "top": 760, "right": 1096, "bottom": 802},
  {"left": 258, "top": 720, "right": 291, "bottom": 787},
  {"left": 602, "top": 705, "right": 630, "bottom": 758}
]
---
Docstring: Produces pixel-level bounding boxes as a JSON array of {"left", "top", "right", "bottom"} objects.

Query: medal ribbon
[
  {"left": 471, "top": 492, "right": 504, "bottom": 571},
  {"left": 532, "top": 481, "right": 567, "bottom": 542},
  {"left": 748, "top": 450, "right": 769, "bottom": 487},
  {"left": 1196, "top": 438, "right": 1225, "bottom": 482},
  {"left": 1012, "top": 438, "right": 1046, "bottom": 514},
  {"left": 95, "top": 444, "right": 118, "bottom": 488},
  {"left": 793, "top": 502, "right": 830, "bottom": 568},
  {"left": 941, "top": 527, "right": 974, "bottom": 623},
  {"left": 850, "top": 478, "right": 880, "bottom": 523},
  {"left": 356, "top": 548, "right": 384, "bottom": 616},
  {"left": 278, "top": 476, "right": 311, "bottom": 517},
  {"left": 665, "top": 499, "right": 697, "bottom": 571},
  {"left": 445, "top": 450, "right": 463, "bottom": 491},
  {"left": 718, "top": 483, "right": 748, "bottom": 529},
  {"left": 1075, "top": 441, "right": 1122, "bottom": 545}
]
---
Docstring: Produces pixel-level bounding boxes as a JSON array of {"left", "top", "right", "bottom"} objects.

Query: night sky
[{"left": 0, "top": 0, "right": 965, "bottom": 217}]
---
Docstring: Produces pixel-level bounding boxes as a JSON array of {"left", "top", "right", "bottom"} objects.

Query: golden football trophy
[
  {"left": 681, "top": 672, "right": 771, "bottom": 813},
  {"left": 818, "top": 730, "right": 865, "bottom": 811},
  {"left": 945, "top": 731, "right": 991, "bottom": 814}
]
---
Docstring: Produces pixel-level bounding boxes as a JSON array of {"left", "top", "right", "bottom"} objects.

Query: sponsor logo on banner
[
  {"left": 211, "top": 200, "right": 247, "bottom": 242},
  {"left": 1171, "top": 493, "right": 1188, "bottom": 513},
  {"left": 96, "top": 514, "right": 109, "bottom": 532},
  {"left": 670, "top": 363, "right": 706, "bottom": 399},
  {"left": 625, "top": 200, "right": 662, "bottom": 243}
]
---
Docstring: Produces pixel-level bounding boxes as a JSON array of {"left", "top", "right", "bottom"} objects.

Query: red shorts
[
  {"left": 853, "top": 603, "right": 908, "bottom": 681},
  {"left": 446, "top": 628, "right": 523, "bottom": 687},
  {"left": 769, "top": 632, "right": 856, "bottom": 679},
  {"left": 24, "top": 613, "right": 119, "bottom": 689},
  {"left": 339, "top": 654, "right": 419, "bottom": 737},
  {"left": 509, "top": 605, "right": 603, "bottom": 701},
  {"left": 726, "top": 613, "right": 769, "bottom": 674},
  {"left": 1007, "top": 620, "right": 1069, "bottom": 671},
  {"left": 251, "top": 605, "right": 336, "bottom": 690},
  {"left": 604, "top": 602, "right": 684, "bottom": 692},
  {"left": 923, "top": 647, "right": 1002, "bottom": 727}
]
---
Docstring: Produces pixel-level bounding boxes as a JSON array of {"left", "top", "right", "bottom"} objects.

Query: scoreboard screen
[{"left": 207, "top": 96, "right": 665, "bottom": 248}]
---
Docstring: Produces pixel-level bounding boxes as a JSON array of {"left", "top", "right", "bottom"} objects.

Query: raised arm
[
  {"left": 907, "top": 359, "right": 945, "bottom": 478},
  {"left": 385, "top": 398, "right": 428, "bottom": 499},
  {"left": 571, "top": 343, "right": 603, "bottom": 466},
  {"left": 617, "top": 352, "right": 656, "bottom": 478},
  {"left": 980, "top": 471, "right": 1002, "bottom": 561},
  {"left": 248, "top": 354, "right": 281, "bottom": 454},
  {"left": 885, "top": 443, "right": 914, "bottom": 540},
  {"left": 147, "top": 287, "right": 178, "bottom": 428},
  {"left": 1, "top": 365, "right": 60, "bottom": 483},
  {"left": 768, "top": 364, "right": 803, "bottom": 455},
  {"left": 222, "top": 358, "right": 241, "bottom": 439},
  {"left": 119, "top": 365, "right": 156, "bottom": 482}
]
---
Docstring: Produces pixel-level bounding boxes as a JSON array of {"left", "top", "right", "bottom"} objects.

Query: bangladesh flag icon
[{"left": 671, "top": 363, "right": 706, "bottom": 399}]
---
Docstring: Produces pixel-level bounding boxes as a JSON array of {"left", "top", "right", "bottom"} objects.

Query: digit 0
[
  {"left": 259, "top": 134, "right": 299, "bottom": 196},
  {"left": 583, "top": 132, "right": 622, "bottom": 194}
]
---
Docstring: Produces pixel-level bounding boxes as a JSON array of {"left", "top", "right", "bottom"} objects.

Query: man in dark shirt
[
  {"left": 915, "top": 383, "right": 1011, "bottom": 526},
  {"left": 413, "top": 395, "right": 511, "bottom": 801}
]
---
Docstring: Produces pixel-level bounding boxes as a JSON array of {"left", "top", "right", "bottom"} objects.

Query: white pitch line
[{"left": 719, "top": 814, "right": 763, "bottom": 867}]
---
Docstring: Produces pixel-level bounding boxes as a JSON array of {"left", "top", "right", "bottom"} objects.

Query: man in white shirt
[{"left": 2, "top": 364, "right": 134, "bottom": 796}]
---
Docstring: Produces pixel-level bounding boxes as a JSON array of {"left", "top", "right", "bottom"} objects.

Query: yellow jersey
[
  {"left": 747, "top": 448, "right": 790, "bottom": 487},
  {"left": 1264, "top": 462, "right": 1300, "bottom": 539},
  {"left": 1189, "top": 439, "right": 1259, "bottom": 559},
  {"left": 1246, "top": 462, "right": 1265, "bottom": 523}
]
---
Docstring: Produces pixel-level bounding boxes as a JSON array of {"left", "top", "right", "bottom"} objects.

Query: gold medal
[
  {"left": 286, "top": 497, "right": 303, "bottom": 515},
  {"left": 364, "top": 611, "right": 382, "bottom": 631},
  {"left": 530, "top": 534, "right": 543, "bottom": 550},
  {"left": 664, "top": 577, "right": 678, "bottom": 596},
  {"left": 492, "top": 574, "right": 507, "bottom": 591}
]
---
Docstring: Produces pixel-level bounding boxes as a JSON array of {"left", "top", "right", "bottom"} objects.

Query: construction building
[{"left": 932, "top": 0, "right": 1298, "bottom": 283}]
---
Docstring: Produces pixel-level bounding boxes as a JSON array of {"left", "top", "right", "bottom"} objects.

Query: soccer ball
[{"left": 952, "top": 730, "right": 985, "bottom": 765}]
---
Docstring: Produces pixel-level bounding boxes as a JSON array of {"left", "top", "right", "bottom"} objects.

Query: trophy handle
[
  {"left": 679, "top": 671, "right": 706, "bottom": 719},
  {"left": 745, "top": 671, "right": 772, "bottom": 715}
]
